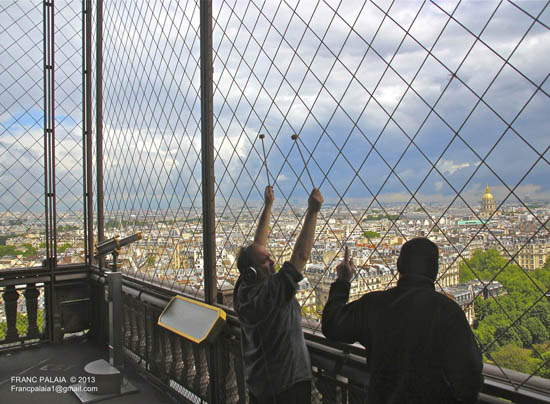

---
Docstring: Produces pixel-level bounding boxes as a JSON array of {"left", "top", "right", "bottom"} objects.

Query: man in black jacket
[
  {"left": 322, "top": 238, "right": 483, "bottom": 404},
  {"left": 234, "top": 185, "right": 323, "bottom": 404}
]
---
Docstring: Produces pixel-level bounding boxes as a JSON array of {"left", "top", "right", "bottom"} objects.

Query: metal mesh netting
[
  {"left": 100, "top": 0, "right": 206, "bottom": 294},
  {"left": 54, "top": 1, "right": 84, "bottom": 264},
  {"left": 1, "top": 1, "right": 45, "bottom": 268},
  {"left": 1, "top": 0, "right": 84, "bottom": 267},
  {"left": 54, "top": 1, "right": 85, "bottom": 264},
  {"left": 2, "top": 0, "right": 550, "bottom": 392},
  {"left": 211, "top": 0, "right": 550, "bottom": 386}
]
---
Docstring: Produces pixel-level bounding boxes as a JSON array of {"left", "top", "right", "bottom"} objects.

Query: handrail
[
  {"left": 0, "top": 264, "right": 88, "bottom": 287},
  {"left": 0, "top": 263, "right": 88, "bottom": 279},
  {"left": 483, "top": 363, "right": 550, "bottom": 404}
]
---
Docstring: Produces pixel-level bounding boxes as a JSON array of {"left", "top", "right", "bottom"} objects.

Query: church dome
[
  {"left": 480, "top": 184, "right": 497, "bottom": 218},
  {"left": 482, "top": 185, "right": 494, "bottom": 201}
]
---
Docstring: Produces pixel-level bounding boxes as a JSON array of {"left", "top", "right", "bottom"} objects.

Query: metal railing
[
  {"left": 93, "top": 272, "right": 550, "bottom": 403},
  {"left": 0, "top": 280, "right": 45, "bottom": 347},
  {"left": 0, "top": 264, "right": 91, "bottom": 348}
]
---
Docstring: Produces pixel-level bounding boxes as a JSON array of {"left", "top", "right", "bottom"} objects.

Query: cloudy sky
[
  {"left": 1, "top": 0, "right": 549, "bottom": 214},
  {"left": 210, "top": 0, "right": 550, "bottom": 207}
]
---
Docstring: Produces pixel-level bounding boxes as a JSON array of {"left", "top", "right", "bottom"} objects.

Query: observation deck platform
[{"left": 0, "top": 336, "right": 175, "bottom": 404}]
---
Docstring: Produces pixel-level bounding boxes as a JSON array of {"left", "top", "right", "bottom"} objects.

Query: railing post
[
  {"left": 182, "top": 340, "right": 196, "bottom": 387},
  {"left": 24, "top": 283, "right": 40, "bottom": 338},
  {"left": 3, "top": 285, "right": 20, "bottom": 342}
]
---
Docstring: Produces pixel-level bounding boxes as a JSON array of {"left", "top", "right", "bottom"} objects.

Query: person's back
[
  {"left": 322, "top": 239, "right": 482, "bottom": 404},
  {"left": 234, "top": 260, "right": 312, "bottom": 401},
  {"left": 356, "top": 274, "right": 479, "bottom": 403}
]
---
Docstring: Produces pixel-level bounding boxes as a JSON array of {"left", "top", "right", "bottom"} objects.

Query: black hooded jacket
[{"left": 322, "top": 274, "right": 483, "bottom": 404}]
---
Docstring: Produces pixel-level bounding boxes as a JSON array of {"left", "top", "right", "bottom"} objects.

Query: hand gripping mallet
[
  {"left": 291, "top": 134, "right": 314, "bottom": 188},
  {"left": 259, "top": 134, "right": 270, "bottom": 187}
]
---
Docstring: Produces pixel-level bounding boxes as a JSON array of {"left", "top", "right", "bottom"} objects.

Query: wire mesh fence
[
  {"left": 99, "top": 0, "right": 206, "bottom": 294},
  {"left": 1, "top": 0, "right": 84, "bottom": 267},
  {"left": 2, "top": 0, "right": 550, "bottom": 392},
  {"left": 210, "top": 0, "right": 550, "bottom": 385},
  {"left": 54, "top": 1, "right": 85, "bottom": 265},
  {"left": 1, "top": 1, "right": 45, "bottom": 268}
]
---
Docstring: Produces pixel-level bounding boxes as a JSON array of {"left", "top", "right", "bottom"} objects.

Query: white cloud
[{"left": 437, "top": 160, "right": 471, "bottom": 175}]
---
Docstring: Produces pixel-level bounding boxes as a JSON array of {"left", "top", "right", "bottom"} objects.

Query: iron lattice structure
[{"left": 2, "top": 0, "right": 550, "bottom": 394}]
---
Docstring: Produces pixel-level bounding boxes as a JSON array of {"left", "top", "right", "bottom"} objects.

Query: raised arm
[
  {"left": 254, "top": 186, "right": 274, "bottom": 246},
  {"left": 290, "top": 188, "right": 323, "bottom": 272},
  {"left": 322, "top": 246, "right": 360, "bottom": 343}
]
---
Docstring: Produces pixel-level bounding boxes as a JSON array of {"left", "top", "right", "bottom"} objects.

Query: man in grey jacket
[{"left": 234, "top": 185, "right": 323, "bottom": 404}]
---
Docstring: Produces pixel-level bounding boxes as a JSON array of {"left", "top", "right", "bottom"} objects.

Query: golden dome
[{"left": 482, "top": 185, "right": 494, "bottom": 201}]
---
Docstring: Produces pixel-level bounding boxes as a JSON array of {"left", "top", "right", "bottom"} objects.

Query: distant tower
[{"left": 480, "top": 185, "right": 496, "bottom": 218}]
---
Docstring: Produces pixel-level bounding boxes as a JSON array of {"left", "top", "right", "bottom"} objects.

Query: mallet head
[
  {"left": 259, "top": 134, "right": 265, "bottom": 139},
  {"left": 291, "top": 134, "right": 298, "bottom": 140}
]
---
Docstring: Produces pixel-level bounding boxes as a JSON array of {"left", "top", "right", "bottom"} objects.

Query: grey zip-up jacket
[{"left": 234, "top": 261, "right": 312, "bottom": 401}]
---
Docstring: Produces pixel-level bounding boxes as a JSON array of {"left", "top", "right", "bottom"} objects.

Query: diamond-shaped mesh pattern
[
  {"left": 1, "top": 1, "right": 45, "bottom": 268},
  {"left": 1, "top": 1, "right": 84, "bottom": 266},
  {"left": 55, "top": 1, "right": 84, "bottom": 264},
  {"left": 99, "top": 0, "right": 205, "bottom": 296},
  {"left": 211, "top": 0, "right": 550, "bottom": 385}
]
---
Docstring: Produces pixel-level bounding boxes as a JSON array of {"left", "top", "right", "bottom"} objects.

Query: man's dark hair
[
  {"left": 397, "top": 237, "right": 439, "bottom": 280},
  {"left": 236, "top": 244, "right": 253, "bottom": 273}
]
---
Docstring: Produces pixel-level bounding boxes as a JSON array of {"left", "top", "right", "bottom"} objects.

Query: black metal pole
[
  {"left": 200, "top": 1, "right": 221, "bottom": 402},
  {"left": 200, "top": 0, "right": 216, "bottom": 310},
  {"left": 81, "top": 0, "right": 88, "bottom": 270},
  {"left": 44, "top": 0, "right": 57, "bottom": 342},
  {"left": 85, "top": 0, "right": 94, "bottom": 266},
  {"left": 96, "top": 0, "right": 105, "bottom": 269}
]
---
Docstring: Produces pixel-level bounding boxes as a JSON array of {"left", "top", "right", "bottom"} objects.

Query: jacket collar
[{"left": 397, "top": 273, "right": 435, "bottom": 290}]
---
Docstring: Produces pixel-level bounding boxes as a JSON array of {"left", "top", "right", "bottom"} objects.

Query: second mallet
[
  {"left": 291, "top": 134, "right": 315, "bottom": 188},
  {"left": 259, "top": 134, "right": 270, "bottom": 186}
]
